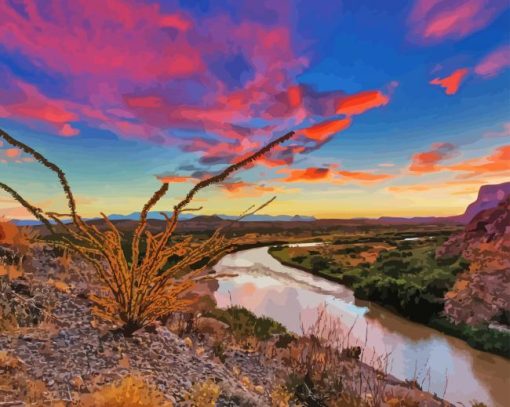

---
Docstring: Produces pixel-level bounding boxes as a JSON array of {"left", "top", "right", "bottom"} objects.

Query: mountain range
[{"left": 10, "top": 182, "right": 510, "bottom": 226}]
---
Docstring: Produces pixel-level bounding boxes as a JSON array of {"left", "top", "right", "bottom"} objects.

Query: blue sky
[{"left": 0, "top": 0, "right": 509, "bottom": 218}]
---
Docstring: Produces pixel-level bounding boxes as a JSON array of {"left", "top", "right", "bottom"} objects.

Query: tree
[{"left": 0, "top": 128, "right": 295, "bottom": 335}]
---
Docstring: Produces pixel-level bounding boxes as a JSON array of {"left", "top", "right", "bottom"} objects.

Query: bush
[
  {"left": 310, "top": 256, "right": 329, "bottom": 273},
  {"left": 429, "top": 318, "right": 510, "bottom": 358},
  {"left": 206, "top": 306, "right": 287, "bottom": 341},
  {"left": 79, "top": 375, "right": 172, "bottom": 407}
]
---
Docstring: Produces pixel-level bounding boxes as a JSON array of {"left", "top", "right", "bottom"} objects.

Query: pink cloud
[
  {"left": 474, "top": 45, "right": 510, "bottom": 78},
  {"left": 0, "top": 1, "right": 394, "bottom": 171},
  {"left": 430, "top": 68, "right": 469, "bottom": 95},
  {"left": 59, "top": 123, "right": 80, "bottom": 137},
  {"left": 0, "top": 2, "right": 201, "bottom": 82},
  {"left": 408, "top": 0, "right": 509, "bottom": 43}
]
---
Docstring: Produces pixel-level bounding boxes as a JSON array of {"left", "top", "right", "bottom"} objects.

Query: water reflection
[{"left": 214, "top": 247, "right": 510, "bottom": 407}]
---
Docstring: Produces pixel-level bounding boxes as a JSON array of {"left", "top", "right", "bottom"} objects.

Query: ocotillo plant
[{"left": 0, "top": 128, "right": 295, "bottom": 335}]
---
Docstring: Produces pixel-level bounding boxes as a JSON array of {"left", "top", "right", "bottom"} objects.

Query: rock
[{"left": 195, "top": 316, "right": 229, "bottom": 338}]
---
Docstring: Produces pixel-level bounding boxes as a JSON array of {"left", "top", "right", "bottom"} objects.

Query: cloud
[
  {"left": 387, "top": 178, "right": 488, "bottom": 194},
  {"left": 408, "top": 0, "right": 509, "bottom": 44},
  {"left": 58, "top": 123, "right": 80, "bottom": 137},
  {"left": 301, "top": 118, "right": 352, "bottom": 142},
  {"left": 409, "top": 142, "right": 458, "bottom": 173},
  {"left": 0, "top": 1, "right": 394, "bottom": 169},
  {"left": 219, "top": 180, "right": 291, "bottom": 198},
  {"left": 0, "top": 76, "right": 79, "bottom": 132},
  {"left": 279, "top": 165, "right": 393, "bottom": 184},
  {"left": 4, "top": 148, "right": 21, "bottom": 158},
  {"left": 474, "top": 45, "right": 510, "bottom": 78},
  {"left": 430, "top": 68, "right": 469, "bottom": 95},
  {"left": 337, "top": 170, "right": 394, "bottom": 182},
  {"left": 155, "top": 174, "right": 195, "bottom": 183},
  {"left": 336, "top": 91, "right": 390, "bottom": 116},
  {"left": 449, "top": 144, "right": 510, "bottom": 177},
  {"left": 0, "top": 147, "right": 33, "bottom": 164},
  {"left": 281, "top": 167, "right": 332, "bottom": 182},
  {"left": 484, "top": 122, "right": 510, "bottom": 138}
]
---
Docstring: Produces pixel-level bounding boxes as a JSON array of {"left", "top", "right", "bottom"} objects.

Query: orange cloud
[
  {"left": 282, "top": 167, "right": 331, "bottom": 183},
  {"left": 337, "top": 170, "right": 394, "bottom": 182},
  {"left": 336, "top": 91, "right": 389, "bottom": 116},
  {"left": 279, "top": 165, "right": 393, "bottom": 185},
  {"left": 449, "top": 145, "right": 510, "bottom": 176},
  {"left": 430, "top": 68, "right": 469, "bottom": 95},
  {"left": 4, "top": 148, "right": 21, "bottom": 158},
  {"left": 301, "top": 118, "right": 352, "bottom": 142},
  {"left": 474, "top": 45, "right": 510, "bottom": 78},
  {"left": 409, "top": 142, "right": 457, "bottom": 173},
  {"left": 220, "top": 181, "right": 290, "bottom": 198},
  {"left": 156, "top": 175, "right": 194, "bottom": 183}
]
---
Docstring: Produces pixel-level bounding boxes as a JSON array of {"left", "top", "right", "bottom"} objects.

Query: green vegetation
[
  {"left": 270, "top": 236, "right": 468, "bottom": 323},
  {"left": 429, "top": 317, "right": 510, "bottom": 358},
  {"left": 269, "top": 232, "right": 510, "bottom": 357},
  {"left": 205, "top": 306, "right": 287, "bottom": 341}
]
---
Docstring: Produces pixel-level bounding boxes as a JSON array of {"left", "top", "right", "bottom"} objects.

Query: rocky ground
[{"left": 0, "top": 247, "right": 455, "bottom": 406}]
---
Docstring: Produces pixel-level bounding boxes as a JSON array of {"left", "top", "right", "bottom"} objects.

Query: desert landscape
[{"left": 1, "top": 1, "right": 510, "bottom": 406}]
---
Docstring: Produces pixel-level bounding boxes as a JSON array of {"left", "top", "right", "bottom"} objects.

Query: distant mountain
[
  {"left": 11, "top": 212, "right": 315, "bottom": 226},
  {"left": 459, "top": 182, "right": 510, "bottom": 223},
  {"left": 93, "top": 212, "right": 315, "bottom": 222},
  {"left": 377, "top": 216, "right": 461, "bottom": 225}
]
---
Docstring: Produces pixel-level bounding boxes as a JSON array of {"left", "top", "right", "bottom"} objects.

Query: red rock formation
[{"left": 437, "top": 197, "right": 510, "bottom": 325}]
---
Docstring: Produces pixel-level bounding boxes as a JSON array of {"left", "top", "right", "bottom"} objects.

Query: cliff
[{"left": 437, "top": 196, "right": 510, "bottom": 326}]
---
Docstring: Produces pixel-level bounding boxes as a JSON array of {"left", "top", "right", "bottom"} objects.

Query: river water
[{"left": 213, "top": 246, "right": 510, "bottom": 407}]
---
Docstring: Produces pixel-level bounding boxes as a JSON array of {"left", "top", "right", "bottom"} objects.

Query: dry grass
[
  {"left": 0, "top": 128, "right": 294, "bottom": 335},
  {"left": 79, "top": 375, "right": 172, "bottom": 407},
  {"left": 270, "top": 384, "right": 294, "bottom": 407},
  {"left": 0, "top": 218, "right": 38, "bottom": 280}
]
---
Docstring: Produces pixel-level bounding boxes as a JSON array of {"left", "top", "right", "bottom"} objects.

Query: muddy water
[{"left": 213, "top": 246, "right": 510, "bottom": 407}]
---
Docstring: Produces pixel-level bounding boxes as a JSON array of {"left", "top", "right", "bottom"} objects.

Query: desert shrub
[
  {"left": 185, "top": 379, "right": 221, "bottom": 407},
  {"left": 0, "top": 128, "right": 294, "bottom": 335},
  {"left": 0, "top": 219, "right": 38, "bottom": 269},
  {"left": 291, "top": 255, "right": 307, "bottom": 263},
  {"left": 310, "top": 256, "right": 329, "bottom": 273},
  {"left": 206, "top": 306, "right": 287, "bottom": 341},
  {"left": 271, "top": 384, "right": 293, "bottom": 407},
  {"left": 80, "top": 375, "right": 171, "bottom": 407}
]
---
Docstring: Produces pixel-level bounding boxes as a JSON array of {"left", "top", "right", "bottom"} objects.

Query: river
[{"left": 213, "top": 245, "right": 510, "bottom": 407}]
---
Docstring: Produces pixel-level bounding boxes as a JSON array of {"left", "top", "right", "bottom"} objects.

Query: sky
[{"left": 0, "top": 0, "right": 509, "bottom": 219}]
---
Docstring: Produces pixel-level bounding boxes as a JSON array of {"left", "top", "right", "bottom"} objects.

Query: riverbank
[{"left": 267, "top": 243, "right": 510, "bottom": 358}]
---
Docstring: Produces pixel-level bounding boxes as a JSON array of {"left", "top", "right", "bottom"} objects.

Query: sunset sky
[{"left": 1, "top": 0, "right": 509, "bottom": 219}]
